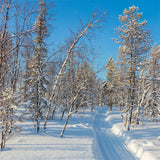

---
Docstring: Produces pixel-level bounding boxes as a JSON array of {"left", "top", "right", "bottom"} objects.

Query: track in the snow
[{"left": 93, "top": 107, "right": 138, "bottom": 160}]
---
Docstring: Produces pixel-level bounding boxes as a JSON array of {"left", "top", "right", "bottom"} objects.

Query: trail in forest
[{"left": 93, "top": 107, "right": 138, "bottom": 160}]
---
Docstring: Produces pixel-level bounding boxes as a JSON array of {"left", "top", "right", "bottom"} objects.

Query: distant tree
[
  {"left": 115, "top": 51, "right": 127, "bottom": 111},
  {"left": 115, "top": 5, "right": 151, "bottom": 130},
  {"left": 75, "top": 60, "right": 97, "bottom": 111},
  {"left": 104, "top": 57, "right": 117, "bottom": 111},
  {"left": 60, "top": 59, "right": 97, "bottom": 137}
]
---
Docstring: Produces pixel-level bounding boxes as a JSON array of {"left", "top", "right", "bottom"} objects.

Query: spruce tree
[{"left": 23, "top": 0, "right": 49, "bottom": 133}]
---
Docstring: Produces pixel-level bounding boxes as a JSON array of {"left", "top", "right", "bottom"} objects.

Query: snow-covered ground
[
  {"left": 0, "top": 107, "right": 160, "bottom": 160},
  {"left": 0, "top": 111, "right": 94, "bottom": 160}
]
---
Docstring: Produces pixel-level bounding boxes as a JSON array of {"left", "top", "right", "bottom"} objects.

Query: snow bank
[{"left": 106, "top": 110, "right": 160, "bottom": 160}]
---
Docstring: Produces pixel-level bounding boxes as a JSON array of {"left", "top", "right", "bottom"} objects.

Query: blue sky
[{"left": 51, "top": 0, "right": 160, "bottom": 80}]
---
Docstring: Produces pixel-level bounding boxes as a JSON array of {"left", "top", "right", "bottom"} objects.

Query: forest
[{"left": 0, "top": 0, "right": 159, "bottom": 152}]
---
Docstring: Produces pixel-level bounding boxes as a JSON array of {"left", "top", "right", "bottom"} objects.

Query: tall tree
[
  {"left": 23, "top": 0, "right": 49, "bottom": 133},
  {"left": 115, "top": 5, "right": 151, "bottom": 130}
]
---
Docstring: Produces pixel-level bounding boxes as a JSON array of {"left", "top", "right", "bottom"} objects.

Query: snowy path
[{"left": 93, "top": 107, "right": 137, "bottom": 160}]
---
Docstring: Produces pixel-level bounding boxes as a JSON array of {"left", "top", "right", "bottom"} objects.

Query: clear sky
[{"left": 50, "top": 0, "right": 160, "bottom": 80}]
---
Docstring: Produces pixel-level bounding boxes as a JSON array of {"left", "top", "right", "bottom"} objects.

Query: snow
[
  {"left": 0, "top": 111, "right": 94, "bottom": 160},
  {"left": 110, "top": 110, "right": 160, "bottom": 160},
  {"left": 0, "top": 106, "right": 160, "bottom": 160}
]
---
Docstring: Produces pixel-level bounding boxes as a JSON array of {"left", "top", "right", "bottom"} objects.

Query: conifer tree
[
  {"left": 75, "top": 60, "right": 97, "bottom": 110},
  {"left": 115, "top": 5, "right": 151, "bottom": 130},
  {"left": 105, "top": 57, "right": 117, "bottom": 111},
  {"left": 23, "top": 0, "right": 49, "bottom": 133}
]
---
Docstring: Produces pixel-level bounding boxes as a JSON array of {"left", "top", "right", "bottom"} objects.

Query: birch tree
[
  {"left": 44, "top": 11, "right": 106, "bottom": 132},
  {"left": 60, "top": 59, "right": 97, "bottom": 137}
]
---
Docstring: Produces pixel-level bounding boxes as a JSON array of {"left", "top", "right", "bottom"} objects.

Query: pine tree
[
  {"left": 115, "top": 5, "right": 151, "bottom": 130},
  {"left": 75, "top": 60, "right": 97, "bottom": 111}
]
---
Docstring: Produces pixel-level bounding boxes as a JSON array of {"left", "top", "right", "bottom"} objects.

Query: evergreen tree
[
  {"left": 23, "top": 0, "right": 49, "bottom": 133},
  {"left": 75, "top": 60, "right": 97, "bottom": 111},
  {"left": 115, "top": 5, "right": 151, "bottom": 130},
  {"left": 105, "top": 57, "right": 117, "bottom": 111}
]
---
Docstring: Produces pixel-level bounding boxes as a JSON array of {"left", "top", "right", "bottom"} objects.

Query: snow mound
[{"left": 105, "top": 110, "right": 160, "bottom": 160}]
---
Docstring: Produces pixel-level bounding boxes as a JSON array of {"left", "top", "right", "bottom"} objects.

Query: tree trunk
[
  {"left": 61, "top": 87, "right": 83, "bottom": 137},
  {"left": 51, "top": 107, "right": 56, "bottom": 120},
  {"left": 60, "top": 106, "right": 73, "bottom": 137},
  {"left": 37, "top": 120, "right": 40, "bottom": 133},
  {"left": 109, "top": 94, "right": 112, "bottom": 111},
  {"left": 61, "top": 108, "right": 66, "bottom": 120},
  {"left": 1, "top": 118, "right": 5, "bottom": 150}
]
